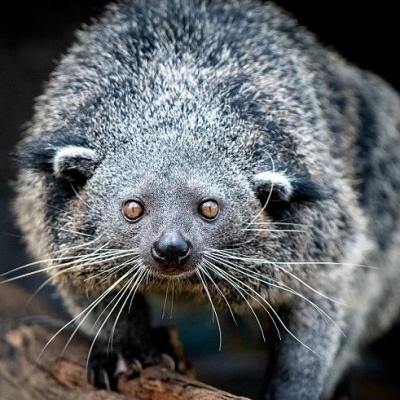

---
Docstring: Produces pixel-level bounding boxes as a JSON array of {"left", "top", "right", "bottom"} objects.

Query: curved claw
[
  {"left": 128, "top": 358, "right": 143, "bottom": 376},
  {"left": 160, "top": 353, "right": 176, "bottom": 371},
  {"left": 87, "top": 351, "right": 119, "bottom": 390},
  {"left": 87, "top": 341, "right": 169, "bottom": 390}
]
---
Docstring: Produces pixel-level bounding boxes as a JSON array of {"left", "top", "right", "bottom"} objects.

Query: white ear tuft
[
  {"left": 53, "top": 146, "right": 98, "bottom": 181},
  {"left": 253, "top": 171, "right": 293, "bottom": 201}
]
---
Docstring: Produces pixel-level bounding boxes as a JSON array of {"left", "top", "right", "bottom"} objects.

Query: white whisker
[
  {"left": 205, "top": 252, "right": 344, "bottom": 336},
  {"left": 162, "top": 280, "right": 170, "bottom": 320},
  {"left": 84, "top": 255, "right": 141, "bottom": 281},
  {"left": 203, "top": 259, "right": 268, "bottom": 342},
  {"left": 249, "top": 222, "right": 306, "bottom": 227},
  {"left": 109, "top": 267, "right": 146, "bottom": 352},
  {"left": 56, "top": 227, "right": 94, "bottom": 238},
  {"left": 196, "top": 269, "right": 223, "bottom": 351},
  {"left": 206, "top": 247, "right": 372, "bottom": 269},
  {"left": 203, "top": 252, "right": 320, "bottom": 356},
  {"left": 207, "top": 258, "right": 318, "bottom": 355},
  {"left": 247, "top": 153, "right": 276, "bottom": 227},
  {"left": 199, "top": 263, "right": 237, "bottom": 325},
  {"left": 38, "top": 266, "right": 136, "bottom": 361},
  {"left": 86, "top": 267, "right": 144, "bottom": 369}
]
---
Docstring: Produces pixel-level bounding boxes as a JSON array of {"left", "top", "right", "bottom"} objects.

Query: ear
[
  {"left": 15, "top": 138, "right": 99, "bottom": 185},
  {"left": 52, "top": 146, "right": 98, "bottom": 183},
  {"left": 252, "top": 170, "right": 327, "bottom": 204},
  {"left": 253, "top": 171, "right": 294, "bottom": 202}
]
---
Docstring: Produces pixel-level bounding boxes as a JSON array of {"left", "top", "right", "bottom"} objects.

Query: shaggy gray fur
[{"left": 13, "top": 1, "right": 400, "bottom": 399}]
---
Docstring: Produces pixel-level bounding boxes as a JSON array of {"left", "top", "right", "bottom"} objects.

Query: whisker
[
  {"left": 60, "top": 265, "right": 141, "bottom": 359},
  {"left": 170, "top": 281, "right": 175, "bottom": 319},
  {"left": 196, "top": 269, "right": 223, "bottom": 351},
  {"left": 203, "top": 254, "right": 319, "bottom": 356},
  {"left": 21, "top": 245, "right": 124, "bottom": 306},
  {"left": 25, "top": 264, "right": 84, "bottom": 308},
  {"left": 247, "top": 153, "right": 276, "bottom": 227},
  {"left": 56, "top": 227, "right": 94, "bottom": 238},
  {"left": 89, "top": 276, "right": 135, "bottom": 359},
  {"left": 199, "top": 263, "right": 237, "bottom": 325},
  {"left": 272, "top": 263, "right": 345, "bottom": 306},
  {"left": 162, "top": 280, "right": 170, "bottom": 320},
  {"left": 2, "top": 250, "right": 141, "bottom": 285},
  {"left": 1, "top": 253, "right": 97, "bottom": 278},
  {"left": 205, "top": 252, "right": 344, "bottom": 336},
  {"left": 38, "top": 266, "right": 136, "bottom": 361},
  {"left": 110, "top": 267, "right": 147, "bottom": 351},
  {"left": 249, "top": 222, "right": 307, "bottom": 227},
  {"left": 1, "top": 237, "right": 109, "bottom": 277},
  {"left": 128, "top": 263, "right": 147, "bottom": 311},
  {"left": 1, "top": 264, "right": 77, "bottom": 284},
  {"left": 203, "top": 259, "right": 268, "bottom": 342},
  {"left": 85, "top": 267, "right": 144, "bottom": 370},
  {"left": 221, "top": 238, "right": 259, "bottom": 250},
  {"left": 91, "top": 267, "right": 142, "bottom": 328},
  {"left": 207, "top": 247, "right": 373, "bottom": 269},
  {"left": 84, "top": 255, "right": 141, "bottom": 281},
  {"left": 211, "top": 245, "right": 345, "bottom": 305},
  {"left": 55, "top": 234, "right": 105, "bottom": 255},
  {"left": 108, "top": 270, "right": 144, "bottom": 352},
  {"left": 62, "top": 276, "right": 132, "bottom": 360}
]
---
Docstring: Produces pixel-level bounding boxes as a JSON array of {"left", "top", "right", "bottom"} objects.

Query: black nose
[{"left": 152, "top": 231, "right": 191, "bottom": 266}]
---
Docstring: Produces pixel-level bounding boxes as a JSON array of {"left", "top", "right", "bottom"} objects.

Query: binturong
[{"left": 10, "top": 1, "right": 400, "bottom": 399}]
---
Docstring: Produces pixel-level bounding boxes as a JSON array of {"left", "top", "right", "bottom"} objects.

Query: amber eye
[
  {"left": 121, "top": 200, "right": 144, "bottom": 221},
  {"left": 198, "top": 199, "right": 219, "bottom": 220}
]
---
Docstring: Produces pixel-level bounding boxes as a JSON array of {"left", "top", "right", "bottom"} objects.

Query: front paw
[
  {"left": 151, "top": 326, "right": 193, "bottom": 376},
  {"left": 87, "top": 341, "right": 169, "bottom": 390}
]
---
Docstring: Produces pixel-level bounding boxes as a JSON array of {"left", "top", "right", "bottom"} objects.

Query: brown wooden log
[{"left": 0, "top": 283, "right": 249, "bottom": 400}]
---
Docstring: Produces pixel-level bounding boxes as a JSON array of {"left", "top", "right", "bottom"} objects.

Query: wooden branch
[{"left": 0, "top": 283, "right": 249, "bottom": 400}]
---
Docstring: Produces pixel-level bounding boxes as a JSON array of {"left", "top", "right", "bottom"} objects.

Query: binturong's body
[{"left": 13, "top": 1, "right": 400, "bottom": 399}]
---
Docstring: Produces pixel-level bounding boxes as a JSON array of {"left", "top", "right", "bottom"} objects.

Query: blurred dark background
[{"left": 1, "top": 1, "right": 399, "bottom": 398}]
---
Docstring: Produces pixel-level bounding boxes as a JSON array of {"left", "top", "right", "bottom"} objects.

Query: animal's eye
[
  {"left": 198, "top": 199, "right": 219, "bottom": 220},
  {"left": 121, "top": 200, "right": 144, "bottom": 221}
]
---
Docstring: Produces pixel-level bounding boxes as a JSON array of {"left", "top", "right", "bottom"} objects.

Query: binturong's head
[
  {"left": 15, "top": 127, "right": 298, "bottom": 284},
  {"left": 13, "top": 0, "right": 366, "bottom": 305},
  {"left": 14, "top": 125, "right": 331, "bottom": 296}
]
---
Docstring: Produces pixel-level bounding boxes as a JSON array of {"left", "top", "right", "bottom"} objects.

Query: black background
[{"left": 0, "top": 1, "right": 399, "bottom": 398}]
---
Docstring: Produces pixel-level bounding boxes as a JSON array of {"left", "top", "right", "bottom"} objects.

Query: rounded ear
[
  {"left": 252, "top": 170, "right": 327, "bottom": 204},
  {"left": 252, "top": 171, "right": 293, "bottom": 202},
  {"left": 15, "top": 137, "right": 100, "bottom": 186},
  {"left": 252, "top": 170, "right": 327, "bottom": 220},
  {"left": 53, "top": 146, "right": 98, "bottom": 184}
]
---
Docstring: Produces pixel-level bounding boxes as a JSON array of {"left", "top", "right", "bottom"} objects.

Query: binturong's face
[
  {"left": 15, "top": 135, "right": 260, "bottom": 288},
  {"left": 15, "top": 115, "right": 358, "bottom": 310},
  {"left": 81, "top": 145, "right": 253, "bottom": 282}
]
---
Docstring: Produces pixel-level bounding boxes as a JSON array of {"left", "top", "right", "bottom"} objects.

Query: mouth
[{"left": 148, "top": 263, "right": 197, "bottom": 279}]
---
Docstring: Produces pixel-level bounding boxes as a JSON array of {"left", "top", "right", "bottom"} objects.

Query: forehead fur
[{"left": 24, "top": 0, "right": 334, "bottom": 186}]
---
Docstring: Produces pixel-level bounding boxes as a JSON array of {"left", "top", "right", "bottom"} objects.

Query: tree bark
[{"left": 0, "top": 282, "right": 249, "bottom": 400}]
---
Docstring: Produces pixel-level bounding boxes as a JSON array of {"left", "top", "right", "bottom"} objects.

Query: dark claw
[
  {"left": 87, "top": 349, "right": 119, "bottom": 390},
  {"left": 87, "top": 341, "right": 162, "bottom": 390},
  {"left": 87, "top": 326, "right": 188, "bottom": 390},
  {"left": 123, "top": 358, "right": 143, "bottom": 378}
]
